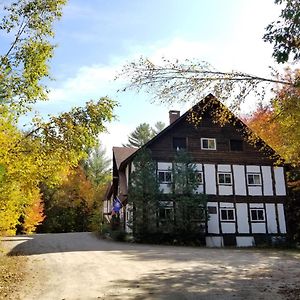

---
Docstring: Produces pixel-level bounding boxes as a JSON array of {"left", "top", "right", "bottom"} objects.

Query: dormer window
[
  {"left": 173, "top": 137, "right": 186, "bottom": 151},
  {"left": 201, "top": 138, "right": 216, "bottom": 150}
]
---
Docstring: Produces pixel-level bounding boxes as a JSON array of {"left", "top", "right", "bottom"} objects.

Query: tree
[
  {"left": 127, "top": 149, "right": 161, "bottom": 240},
  {"left": 0, "top": 1, "right": 118, "bottom": 235},
  {"left": 244, "top": 68, "right": 300, "bottom": 167},
  {"left": 119, "top": 1, "right": 299, "bottom": 113},
  {"left": 40, "top": 166, "right": 96, "bottom": 233},
  {"left": 0, "top": 98, "right": 116, "bottom": 235},
  {"left": 243, "top": 69, "right": 300, "bottom": 245},
  {"left": 263, "top": 0, "right": 300, "bottom": 63},
  {"left": 0, "top": 0, "right": 67, "bottom": 109},
  {"left": 83, "top": 144, "right": 111, "bottom": 186},
  {"left": 171, "top": 151, "right": 207, "bottom": 241},
  {"left": 153, "top": 121, "right": 166, "bottom": 134},
  {"left": 124, "top": 122, "right": 165, "bottom": 147}
]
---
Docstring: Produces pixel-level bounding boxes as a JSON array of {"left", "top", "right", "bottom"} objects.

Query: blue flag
[{"left": 111, "top": 197, "right": 122, "bottom": 215}]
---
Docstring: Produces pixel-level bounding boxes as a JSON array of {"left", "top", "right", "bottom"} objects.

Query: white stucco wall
[
  {"left": 251, "top": 223, "right": 266, "bottom": 233},
  {"left": 277, "top": 203, "right": 287, "bottom": 233},
  {"left": 204, "top": 164, "right": 216, "bottom": 195},
  {"left": 207, "top": 202, "right": 219, "bottom": 234},
  {"left": 266, "top": 203, "right": 278, "bottom": 233},
  {"left": 221, "top": 223, "right": 235, "bottom": 233},
  {"left": 236, "top": 203, "right": 249, "bottom": 233},
  {"left": 274, "top": 167, "right": 286, "bottom": 196},
  {"left": 261, "top": 166, "right": 273, "bottom": 196},
  {"left": 233, "top": 165, "right": 247, "bottom": 195},
  {"left": 236, "top": 236, "right": 255, "bottom": 247},
  {"left": 248, "top": 186, "right": 263, "bottom": 196},
  {"left": 206, "top": 236, "right": 223, "bottom": 247},
  {"left": 219, "top": 185, "right": 233, "bottom": 195},
  {"left": 159, "top": 184, "right": 172, "bottom": 194}
]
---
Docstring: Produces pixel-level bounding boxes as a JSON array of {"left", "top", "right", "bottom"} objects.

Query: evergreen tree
[
  {"left": 124, "top": 122, "right": 165, "bottom": 148},
  {"left": 172, "top": 151, "right": 207, "bottom": 240},
  {"left": 127, "top": 149, "right": 161, "bottom": 240}
]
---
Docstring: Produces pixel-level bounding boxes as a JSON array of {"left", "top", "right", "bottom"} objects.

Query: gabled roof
[
  {"left": 118, "top": 94, "right": 283, "bottom": 169},
  {"left": 113, "top": 146, "right": 138, "bottom": 169}
]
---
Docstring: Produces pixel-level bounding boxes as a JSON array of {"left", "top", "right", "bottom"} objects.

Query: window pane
[
  {"left": 208, "top": 206, "right": 217, "bottom": 214},
  {"left": 218, "top": 174, "right": 225, "bottom": 184},
  {"left": 228, "top": 209, "right": 234, "bottom": 220},
  {"left": 225, "top": 174, "right": 232, "bottom": 184},
  {"left": 165, "top": 172, "right": 172, "bottom": 182},
  {"left": 158, "top": 172, "right": 165, "bottom": 183},
  {"left": 251, "top": 210, "right": 257, "bottom": 220},
  {"left": 208, "top": 139, "right": 215, "bottom": 149},
  {"left": 253, "top": 174, "right": 261, "bottom": 185},
  {"left": 221, "top": 210, "right": 227, "bottom": 220},
  {"left": 257, "top": 210, "right": 264, "bottom": 220},
  {"left": 248, "top": 175, "right": 254, "bottom": 185},
  {"left": 202, "top": 139, "right": 208, "bottom": 148}
]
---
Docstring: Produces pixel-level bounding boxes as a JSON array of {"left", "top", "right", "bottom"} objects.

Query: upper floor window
[
  {"left": 230, "top": 139, "right": 243, "bottom": 151},
  {"left": 250, "top": 209, "right": 265, "bottom": 221},
  {"left": 158, "top": 171, "right": 172, "bottom": 183},
  {"left": 173, "top": 137, "right": 186, "bottom": 151},
  {"left": 220, "top": 208, "right": 235, "bottom": 221},
  {"left": 218, "top": 173, "right": 232, "bottom": 185},
  {"left": 247, "top": 173, "right": 262, "bottom": 185},
  {"left": 201, "top": 138, "right": 216, "bottom": 150}
]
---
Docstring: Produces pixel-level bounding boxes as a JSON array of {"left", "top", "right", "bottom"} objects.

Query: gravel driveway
[{"left": 2, "top": 232, "right": 300, "bottom": 300}]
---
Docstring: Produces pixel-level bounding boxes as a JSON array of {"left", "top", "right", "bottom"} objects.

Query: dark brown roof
[{"left": 113, "top": 147, "right": 138, "bottom": 169}]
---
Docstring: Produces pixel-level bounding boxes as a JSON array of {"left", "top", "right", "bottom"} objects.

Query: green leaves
[
  {"left": 0, "top": 0, "right": 67, "bottom": 109},
  {"left": 263, "top": 0, "right": 300, "bottom": 63}
]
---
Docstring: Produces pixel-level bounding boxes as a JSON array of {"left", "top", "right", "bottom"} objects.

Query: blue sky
[{"left": 2, "top": 0, "right": 285, "bottom": 154}]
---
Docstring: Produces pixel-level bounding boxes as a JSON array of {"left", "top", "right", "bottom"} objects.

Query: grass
[{"left": 0, "top": 249, "right": 27, "bottom": 300}]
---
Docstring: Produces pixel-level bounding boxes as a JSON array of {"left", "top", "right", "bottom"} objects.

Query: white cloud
[
  {"left": 99, "top": 122, "right": 134, "bottom": 157},
  {"left": 39, "top": 0, "right": 289, "bottom": 155}
]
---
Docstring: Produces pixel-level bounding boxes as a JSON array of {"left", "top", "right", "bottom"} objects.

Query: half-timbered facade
[{"left": 105, "top": 94, "right": 287, "bottom": 247}]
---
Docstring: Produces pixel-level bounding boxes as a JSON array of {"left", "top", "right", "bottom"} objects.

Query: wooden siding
[{"left": 148, "top": 113, "right": 276, "bottom": 165}]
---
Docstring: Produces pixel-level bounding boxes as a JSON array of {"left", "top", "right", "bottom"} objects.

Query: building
[{"left": 104, "top": 94, "right": 287, "bottom": 247}]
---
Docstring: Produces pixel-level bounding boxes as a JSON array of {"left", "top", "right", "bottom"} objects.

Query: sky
[{"left": 1, "top": 0, "right": 286, "bottom": 157}]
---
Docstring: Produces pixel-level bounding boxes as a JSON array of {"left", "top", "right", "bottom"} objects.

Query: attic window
[
  {"left": 201, "top": 138, "right": 216, "bottom": 150},
  {"left": 230, "top": 139, "right": 243, "bottom": 151},
  {"left": 173, "top": 137, "right": 186, "bottom": 151}
]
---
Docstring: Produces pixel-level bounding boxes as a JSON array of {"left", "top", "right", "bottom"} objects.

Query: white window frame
[
  {"left": 201, "top": 138, "right": 216, "bottom": 150},
  {"left": 217, "top": 173, "right": 232, "bottom": 185},
  {"left": 247, "top": 173, "right": 262, "bottom": 186},
  {"left": 158, "top": 170, "right": 172, "bottom": 183},
  {"left": 250, "top": 208, "right": 265, "bottom": 222},
  {"left": 220, "top": 208, "right": 235, "bottom": 221}
]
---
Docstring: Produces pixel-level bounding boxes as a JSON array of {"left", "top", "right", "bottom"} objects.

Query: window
[
  {"left": 196, "top": 172, "right": 203, "bottom": 184},
  {"left": 250, "top": 209, "right": 265, "bottom": 221},
  {"left": 158, "top": 171, "right": 172, "bottom": 183},
  {"left": 230, "top": 139, "right": 243, "bottom": 151},
  {"left": 208, "top": 206, "right": 217, "bottom": 214},
  {"left": 173, "top": 137, "right": 186, "bottom": 151},
  {"left": 220, "top": 208, "right": 235, "bottom": 221},
  {"left": 201, "top": 138, "right": 216, "bottom": 150},
  {"left": 218, "top": 173, "right": 232, "bottom": 185},
  {"left": 159, "top": 207, "right": 173, "bottom": 220},
  {"left": 247, "top": 173, "right": 261, "bottom": 185}
]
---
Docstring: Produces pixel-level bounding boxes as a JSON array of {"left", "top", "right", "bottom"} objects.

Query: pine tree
[{"left": 127, "top": 149, "right": 161, "bottom": 240}]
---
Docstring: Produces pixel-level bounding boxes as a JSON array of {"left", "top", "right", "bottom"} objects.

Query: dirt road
[{"left": 2, "top": 232, "right": 300, "bottom": 299}]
